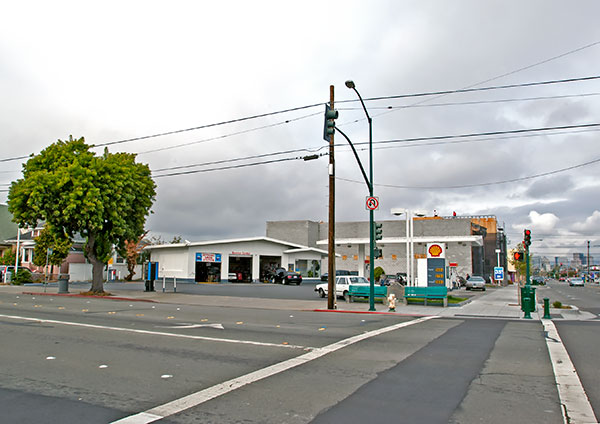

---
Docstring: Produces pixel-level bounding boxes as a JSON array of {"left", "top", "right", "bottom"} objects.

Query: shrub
[
  {"left": 374, "top": 266, "right": 385, "bottom": 282},
  {"left": 13, "top": 268, "right": 32, "bottom": 285},
  {"left": 552, "top": 300, "right": 562, "bottom": 309}
]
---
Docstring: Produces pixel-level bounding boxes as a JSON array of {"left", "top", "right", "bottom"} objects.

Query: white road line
[
  {"left": 111, "top": 316, "right": 438, "bottom": 424},
  {"left": 542, "top": 318, "right": 598, "bottom": 424},
  {"left": 0, "top": 313, "right": 307, "bottom": 350}
]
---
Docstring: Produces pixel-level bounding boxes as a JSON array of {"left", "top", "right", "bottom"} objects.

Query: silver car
[
  {"left": 465, "top": 276, "right": 486, "bottom": 291},
  {"left": 569, "top": 277, "right": 584, "bottom": 287}
]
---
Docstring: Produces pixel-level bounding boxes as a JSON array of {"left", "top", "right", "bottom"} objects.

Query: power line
[
  {"left": 337, "top": 155, "right": 600, "bottom": 190},
  {"left": 95, "top": 74, "right": 600, "bottom": 149},
  {"left": 349, "top": 75, "right": 600, "bottom": 105},
  {"left": 2, "top": 121, "right": 598, "bottom": 184},
  {"left": 149, "top": 122, "right": 598, "bottom": 176},
  {"left": 339, "top": 92, "right": 600, "bottom": 111},
  {"left": 152, "top": 146, "right": 323, "bottom": 173},
  {"left": 152, "top": 153, "right": 327, "bottom": 178},
  {"left": 137, "top": 111, "right": 321, "bottom": 156},
  {"left": 358, "top": 122, "right": 600, "bottom": 149},
  {"left": 94, "top": 103, "right": 324, "bottom": 148},
  {"left": 1, "top": 74, "right": 599, "bottom": 165}
]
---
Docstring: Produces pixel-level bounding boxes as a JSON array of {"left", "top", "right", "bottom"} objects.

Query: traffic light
[
  {"left": 513, "top": 251, "right": 524, "bottom": 262},
  {"left": 374, "top": 222, "right": 383, "bottom": 240},
  {"left": 323, "top": 104, "right": 338, "bottom": 141},
  {"left": 524, "top": 229, "right": 531, "bottom": 247},
  {"left": 373, "top": 247, "right": 383, "bottom": 259}
]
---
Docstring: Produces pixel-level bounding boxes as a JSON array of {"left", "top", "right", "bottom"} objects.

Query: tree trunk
[
  {"left": 125, "top": 260, "right": 136, "bottom": 281},
  {"left": 85, "top": 235, "right": 105, "bottom": 293}
]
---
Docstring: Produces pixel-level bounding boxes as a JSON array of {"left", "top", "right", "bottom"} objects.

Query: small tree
[
  {"left": 33, "top": 224, "right": 72, "bottom": 270},
  {"left": 120, "top": 231, "right": 148, "bottom": 281},
  {"left": 509, "top": 245, "right": 532, "bottom": 281}
]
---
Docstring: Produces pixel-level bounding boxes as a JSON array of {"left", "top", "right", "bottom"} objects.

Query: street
[{"left": 0, "top": 281, "right": 598, "bottom": 423}]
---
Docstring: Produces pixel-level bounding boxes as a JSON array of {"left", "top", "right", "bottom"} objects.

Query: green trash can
[{"left": 521, "top": 286, "right": 537, "bottom": 312}]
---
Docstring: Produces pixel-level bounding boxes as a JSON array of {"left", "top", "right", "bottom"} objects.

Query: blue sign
[
  {"left": 494, "top": 267, "right": 504, "bottom": 280},
  {"left": 195, "top": 253, "right": 222, "bottom": 263}
]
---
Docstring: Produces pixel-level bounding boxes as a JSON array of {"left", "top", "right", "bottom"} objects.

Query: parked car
[
  {"left": 315, "top": 276, "right": 369, "bottom": 300},
  {"left": 270, "top": 267, "right": 302, "bottom": 285},
  {"left": 531, "top": 276, "right": 545, "bottom": 286},
  {"left": 569, "top": 277, "right": 584, "bottom": 287},
  {"left": 320, "top": 270, "right": 351, "bottom": 281},
  {"left": 281, "top": 271, "right": 302, "bottom": 285},
  {"left": 0, "top": 265, "right": 7, "bottom": 281},
  {"left": 465, "top": 276, "right": 486, "bottom": 291}
]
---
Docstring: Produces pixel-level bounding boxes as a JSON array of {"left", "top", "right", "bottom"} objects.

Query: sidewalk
[{"left": 3, "top": 283, "right": 594, "bottom": 320}]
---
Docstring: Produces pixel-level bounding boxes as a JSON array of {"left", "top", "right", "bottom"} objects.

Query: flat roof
[
  {"left": 145, "top": 236, "right": 332, "bottom": 255},
  {"left": 316, "top": 235, "right": 484, "bottom": 247}
]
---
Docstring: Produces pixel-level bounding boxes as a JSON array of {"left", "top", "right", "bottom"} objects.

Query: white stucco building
[{"left": 145, "top": 237, "right": 330, "bottom": 283}]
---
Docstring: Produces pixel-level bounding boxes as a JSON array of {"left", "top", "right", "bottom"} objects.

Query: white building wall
[
  {"left": 156, "top": 247, "right": 190, "bottom": 278},
  {"left": 148, "top": 239, "right": 325, "bottom": 283}
]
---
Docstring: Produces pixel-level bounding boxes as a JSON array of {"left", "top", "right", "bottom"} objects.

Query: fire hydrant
[{"left": 388, "top": 293, "right": 397, "bottom": 312}]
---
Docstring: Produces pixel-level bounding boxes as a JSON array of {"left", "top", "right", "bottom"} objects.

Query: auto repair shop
[{"left": 144, "top": 236, "right": 329, "bottom": 283}]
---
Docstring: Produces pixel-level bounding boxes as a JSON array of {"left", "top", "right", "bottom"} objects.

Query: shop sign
[
  {"left": 427, "top": 243, "right": 446, "bottom": 258},
  {"left": 231, "top": 251, "right": 251, "bottom": 256},
  {"left": 196, "top": 252, "right": 222, "bottom": 263}
]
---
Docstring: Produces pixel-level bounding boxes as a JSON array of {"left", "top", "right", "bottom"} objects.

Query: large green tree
[{"left": 8, "top": 136, "right": 156, "bottom": 293}]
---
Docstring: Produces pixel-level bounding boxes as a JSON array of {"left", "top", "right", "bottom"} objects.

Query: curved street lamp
[{"left": 345, "top": 80, "right": 376, "bottom": 311}]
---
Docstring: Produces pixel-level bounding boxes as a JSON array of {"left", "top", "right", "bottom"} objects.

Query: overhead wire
[
  {"left": 1, "top": 74, "right": 599, "bottom": 164},
  {"left": 152, "top": 153, "right": 327, "bottom": 178},
  {"left": 149, "top": 122, "right": 599, "bottom": 175},
  {"left": 137, "top": 111, "right": 321, "bottom": 156},
  {"left": 338, "top": 92, "right": 600, "bottom": 111},
  {"left": 336, "top": 155, "right": 600, "bottom": 189}
]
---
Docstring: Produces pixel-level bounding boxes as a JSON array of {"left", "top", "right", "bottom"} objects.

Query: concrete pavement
[{"left": 3, "top": 282, "right": 594, "bottom": 320}]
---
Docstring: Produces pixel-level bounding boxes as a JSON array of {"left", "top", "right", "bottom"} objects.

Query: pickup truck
[{"left": 315, "top": 276, "right": 370, "bottom": 300}]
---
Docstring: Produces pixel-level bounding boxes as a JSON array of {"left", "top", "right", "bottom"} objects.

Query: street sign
[
  {"left": 365, "top": 196, "right": 379, "bottom": 211},
  {"left": 494, "top": 266, "right": 504, "bottom": 280}
]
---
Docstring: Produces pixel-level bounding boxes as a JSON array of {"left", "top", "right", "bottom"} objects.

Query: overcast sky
[{"left": 1, "top": 0, "right": 600, "bottom": 260}]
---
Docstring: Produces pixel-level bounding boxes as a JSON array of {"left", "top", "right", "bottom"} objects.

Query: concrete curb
[{"left": 21, "top": 291, "right": 157, "bottom": 303}]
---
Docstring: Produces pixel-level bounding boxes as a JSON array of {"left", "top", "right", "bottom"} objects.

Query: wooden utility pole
[{"left": 327, "top": 85, "right": 336, "bottom": 310}]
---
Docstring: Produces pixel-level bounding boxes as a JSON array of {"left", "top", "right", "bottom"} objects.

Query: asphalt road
[
  {"left": 0, "top": 290, "right": 566, "bottom": 423},
  {"left": 540, "top": 279, "right": 600, "bottom": 316},
  {"left": 97, "top": 280, "right": 481, "bottom": 303},
  {"left": 536, "top": 280, "right": 600, "bottom": 419}
]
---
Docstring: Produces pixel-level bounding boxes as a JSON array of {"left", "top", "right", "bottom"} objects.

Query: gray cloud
[{"left": 1, "top": 0, "right": 600, "bottom": 256}]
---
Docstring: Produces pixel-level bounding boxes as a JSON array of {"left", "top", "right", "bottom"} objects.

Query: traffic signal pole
[{"left": 327, "top": 85, "right": 336, "bottom": 310}]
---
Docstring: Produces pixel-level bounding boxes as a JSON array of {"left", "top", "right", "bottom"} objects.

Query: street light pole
[
  {"left": 391, "top": 208, "right": 411, "bottom": 286},
  {"left": 346, "top": 80, "right": 376, "bottom": 311}
]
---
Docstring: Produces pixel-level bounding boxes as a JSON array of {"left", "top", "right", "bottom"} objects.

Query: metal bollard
[
  {"left": 162, "top": 276, "right": 166, "bottom": 293},
  {"left": 523, "top": 295, "right": 532, "bottom": 319},
  {"left": 543, "top": 298, "right": 551, "bottom": 319},
  {"left": 174, "top": 276, "right": 177, "bottom": 293}
]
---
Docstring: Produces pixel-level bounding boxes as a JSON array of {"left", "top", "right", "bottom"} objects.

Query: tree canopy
[{"left": 8, "top": 136, "right": 156, "bottom": 292}]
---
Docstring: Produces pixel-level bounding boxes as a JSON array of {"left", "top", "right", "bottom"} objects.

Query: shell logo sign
[{"left": 427, "top": 243, "right": 446, "bottom": 258}]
